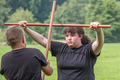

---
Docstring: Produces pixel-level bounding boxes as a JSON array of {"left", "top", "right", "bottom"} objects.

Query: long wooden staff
[
  {"left": 42, "top": 1, "right": 56, "bottom": 80},
  {"left": 4, "top": 23, "right": 111, "bottom": 28}
]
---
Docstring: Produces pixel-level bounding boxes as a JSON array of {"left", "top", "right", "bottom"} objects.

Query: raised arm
[
  {"left": 90, "top": 22, "right": 104, "bottom": 56},
  {"left": 19, "top": 21, "right": 49, "bottom": 49}
]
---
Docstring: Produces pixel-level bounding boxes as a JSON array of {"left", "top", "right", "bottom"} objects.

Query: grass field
[{"left": 0, "top": 43, "right": 120, "bottom": 80}]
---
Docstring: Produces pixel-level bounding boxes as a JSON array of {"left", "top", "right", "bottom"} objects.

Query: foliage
[
  {"left": 6, "top": 7, "right": 46, "bottom": 43},
  {"left": 0, "top": 28, "right": 6, "bottom": 42},
  {"left": 0, "top": 0, "right": 10, "bottom": 28},
  {"left": 5, "top": 0, "right": 55, "bottom": 23},
  {"left": 0, "top": 0, "right": 120, "bottom": 42},
  {"left": 7, "top": 7, "right": 36, "bottom": 23},
  {"left": 85, "top": 0, "right": 120, "bottom": 42},
  {"left": 45, "top": 0, "right": 88, "bottom": 40}
]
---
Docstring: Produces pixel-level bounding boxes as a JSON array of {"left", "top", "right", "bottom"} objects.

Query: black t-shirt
[
  {"left": 51, "top": 41, "right": 99, "bottom": 80},
  {"left": 0, "top": 48, "right": 48, "bottom": 80}
]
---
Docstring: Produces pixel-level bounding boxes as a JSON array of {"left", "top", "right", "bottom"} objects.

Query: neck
[
  {"left": 11, "top": 43, "right": 26, "bottom": 50},
  {"left": 70, "top": 43, "right": 83, "bottom": 48},
  {"left": 75, "top": 43, "right": 83, "bottom": 48},
  {"left": 12, "top": 46, "right": 25, "bottom": 50}
]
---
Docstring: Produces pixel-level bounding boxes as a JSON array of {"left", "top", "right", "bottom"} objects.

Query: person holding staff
[
  {"left": 0, "top": 25, "right": 53, "bottom": 80},
  {"left": 19, "top": 21, "right": 104, "bottom": 80}
]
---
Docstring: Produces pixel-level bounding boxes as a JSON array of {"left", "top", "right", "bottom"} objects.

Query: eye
[
  {"left": 71, "top": 34, "right": 75, "bottom": 37},
  {"left": 65, "top": 34, "right": 69, "bottom": 37}
]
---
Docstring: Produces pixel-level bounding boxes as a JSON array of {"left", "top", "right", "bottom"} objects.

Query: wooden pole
[
  {"left": 42, "top": 1, "right": 56, "bottom": 80},
  {"left": 4, "top": 23, "right": 111, "bottom": 28}
]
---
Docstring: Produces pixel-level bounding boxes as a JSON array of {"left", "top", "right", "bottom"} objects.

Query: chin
[
  {"left": 68, "top": 44, "right": 74, "bottom": 48},
  {"left": 67, "top": 43, "right": 74, "bottom": 47}
]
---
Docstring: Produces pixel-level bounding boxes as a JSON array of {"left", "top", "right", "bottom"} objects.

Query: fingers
[
  {"left": 90, "top": 22, "right": 100, "bottom": 31},
  {"left": 19, "top": 21, "right": 28, "bottom": 29}
]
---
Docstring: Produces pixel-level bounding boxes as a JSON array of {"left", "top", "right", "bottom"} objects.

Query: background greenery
[
  {"left": 0, "top": 0, "right": 120, "bottom": 43},
  {"left": 0, "top": 43, "right": 120, "bottom": 80}
]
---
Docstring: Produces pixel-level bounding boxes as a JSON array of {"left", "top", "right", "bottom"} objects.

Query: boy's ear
[
  {"left": 22, "top": 37, "right": 25, "bottom": 43},
  {"left": 80, "top": 34, "right": 83, "bottom": 39},
  {"left": 6, "top": 42, "right": 10, "bottom": 46}
]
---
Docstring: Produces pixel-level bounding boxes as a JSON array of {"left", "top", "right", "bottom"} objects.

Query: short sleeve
[
  {"left": 35, "top": 49, "right": 48, "bottom": 67},
  {"left": 91, "top": 42, "right": 100, "bottom": 57},
  {"left": 0, "top": 56, "right": 5, "bottom": 75},
  {"left": 40, "top": 53, "right": 48, "bottom": 66},
  {"left": 87, "top": 42, "right": 100, "bottom": 57},
  {"left": 51, "top": 41, "right": 65, "bottom": 56},
  {"left": 0, "top": 68, "right": 4, "bottom": 75},
  {"left": 0, "top": 70, "right": 4, "bottom": 75}
]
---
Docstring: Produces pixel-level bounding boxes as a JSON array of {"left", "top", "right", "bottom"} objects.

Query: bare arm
[
  {"left": 41, "top": 65, "right": 53, "bottom": 76},
  {"left": 90, "top": 22, "right": 104, "bottom": 56},
  {"left": 41, "top": 60, "right": 53, "bottom": 76},
  {"left": 25, "top": 27, "right": 48, "bottom": 47},
  {"left": 19, "top": 21, "right": 50, "bottom": 49}
]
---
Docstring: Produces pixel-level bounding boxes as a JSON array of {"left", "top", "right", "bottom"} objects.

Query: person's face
[{"left": 65, "top": 32, "right": 82, "bottom": 48}]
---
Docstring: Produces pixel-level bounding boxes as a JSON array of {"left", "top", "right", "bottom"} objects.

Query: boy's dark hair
[
  {"left": 6, "top": 25, "right": 24, "bottom": 46},
  {"left": 62, "top": 27, "right": 91, "bottom": 44}
]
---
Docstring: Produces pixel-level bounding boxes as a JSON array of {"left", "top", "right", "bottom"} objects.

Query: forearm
[
  {"left": 24, "top": 27, "right": 48, "bottom": 47},
  {"left": 96, "top": 28, "right": 104, "bottom": 45},
  {"left": 93, "top": 28, "right": 104, "bottom": 55},
  {"left": 41, "top": 65, "right": 53, "bottom": 76}
]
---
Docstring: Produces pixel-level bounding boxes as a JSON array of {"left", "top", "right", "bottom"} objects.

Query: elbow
[
  {"left": 42, "top": 65, "right": 53, "bottom": 76},
  {"left": 46, "top": 68, "right": 53, "bottom": 76}
]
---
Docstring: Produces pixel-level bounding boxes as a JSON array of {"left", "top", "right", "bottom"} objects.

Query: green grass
[{"left": 0, "top": 43, "right": 120, "bottom": 80}]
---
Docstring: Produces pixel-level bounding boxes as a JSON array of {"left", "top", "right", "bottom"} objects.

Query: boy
[{"left": 0, "top": 25, "right": 53, "bottom": 80}]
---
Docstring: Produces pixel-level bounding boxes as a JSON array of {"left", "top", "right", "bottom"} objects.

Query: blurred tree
[
  {"left": 45, "top": 0, "right": 88, "bottom": 40},
  {"left": 7, "top": 7, "right": 36, "bottom": 23},
  {"left": 0, "top": 0, "right": 10, "bottom": 28},
  {"left": 2, "top": 0, "right": 120, "bottom": 43},
  {"left": 6, "top": 0, "right": 54, "bottom": 23},
  {"left": 56, "top": 0, "right": 68, "bottom": 5},
  {"left": 85, "top": 0, "right": 120, "bottom": 42},
  {"left": 0, "top": 28, "right": 6, "bottom": 42},
  {"left": 7, "top": 7, "right": 46, "bottom": 43}
]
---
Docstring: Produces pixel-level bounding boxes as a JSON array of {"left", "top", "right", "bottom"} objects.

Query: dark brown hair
[
  {"left": 6, "top": 25, "right": 24, "bottom": 45},
  {"left": 62, "top": 27, "right": 91, "bottom": 44}
]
